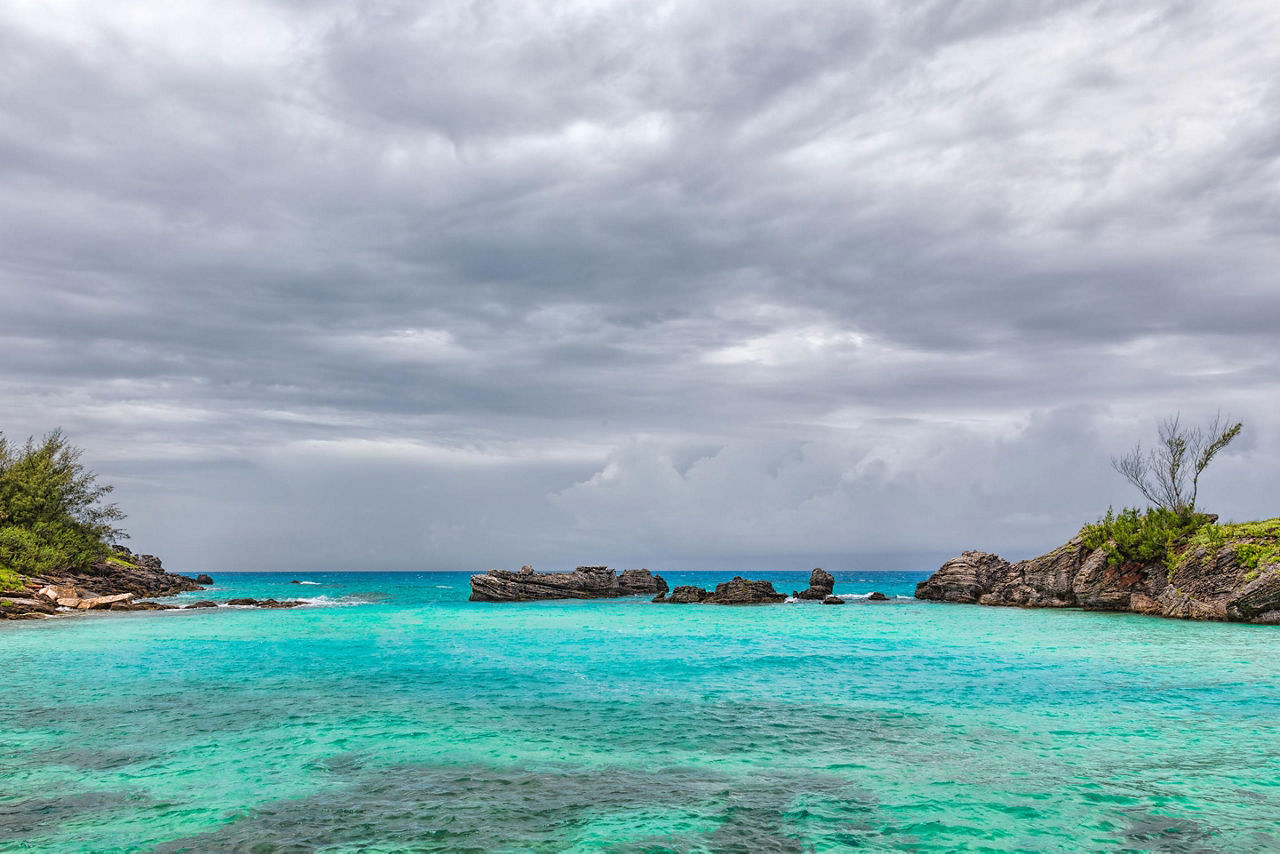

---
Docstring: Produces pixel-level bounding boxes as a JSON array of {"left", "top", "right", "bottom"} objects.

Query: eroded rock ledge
[
  {"left": 469, "top": 565, "right": 668, "bottom": 602},
  {"left": 915, "top": 537, "right": 1280, "bottom": 623}
]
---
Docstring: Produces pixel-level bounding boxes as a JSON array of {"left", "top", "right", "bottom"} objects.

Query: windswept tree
[
  {"left": 1112, "top": 413, "right": 1243, "bottom": 518},
  {"left": 0, "top": 429, "right": 126, "bottom": 577}
]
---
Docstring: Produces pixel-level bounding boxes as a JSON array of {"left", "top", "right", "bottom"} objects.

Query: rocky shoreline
[
  {"left": 916, "top": 528, "right": 1280, "bottom": 624},
  {"left": 0, "top": 547, "right": 308, "bottom": 620}
]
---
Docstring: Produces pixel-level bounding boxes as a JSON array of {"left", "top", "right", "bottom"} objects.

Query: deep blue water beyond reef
[{"left": 4, "top": 569, "right": 1280, "bottom": 851}]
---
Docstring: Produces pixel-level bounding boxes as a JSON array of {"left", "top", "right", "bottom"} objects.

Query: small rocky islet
[{"left": 468, "top": 565, "right": 889, "bottom": 605}]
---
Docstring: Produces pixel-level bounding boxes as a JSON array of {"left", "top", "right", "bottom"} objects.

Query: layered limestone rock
[
  {"left": 469, "top": 566, "right": 668, "bottom": 602},
  {"left": 652, "top": 576, "right": 787, "bottom": 604},
  {"left": 793, "top": 568, "right": 835, "bottom": 600},
  {"left": 916, "top": 535, "right": 1280, "bottom": 624}
]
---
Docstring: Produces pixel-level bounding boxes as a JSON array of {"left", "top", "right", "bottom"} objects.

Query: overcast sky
[{"left": 2, "top": 1, "right": 1278, "bottom": 572}]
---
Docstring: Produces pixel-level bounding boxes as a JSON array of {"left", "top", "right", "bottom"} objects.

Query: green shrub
[
  {"left": 1179, "top": 518, "right": 1280, "bottom": 573},
  {"left": 0, "top": 564, "right": 24, "bottom": 592},
  {"left": 0, "top": 429, "right": 125, "bottom": 581},
  {"left": 1080, "top": 507, "right": 1211, "bottom": 570}
]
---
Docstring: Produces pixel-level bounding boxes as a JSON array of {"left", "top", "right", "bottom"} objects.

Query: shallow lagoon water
[{"left": 3, "top": 570, "right": 1280, "bottom": 852}]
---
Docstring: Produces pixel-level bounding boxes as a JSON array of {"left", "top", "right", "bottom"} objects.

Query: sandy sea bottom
[{"left": 3, "top": 570, "right": 1280, "bottom": 852}]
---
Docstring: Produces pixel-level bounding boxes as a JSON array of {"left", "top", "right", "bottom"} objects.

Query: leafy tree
[
  {"left": 1111, "top": 413, "right": 1242, "bottom": 518},
  {"left": 0, "top": 429, "right": 126, "bottom": 578}
]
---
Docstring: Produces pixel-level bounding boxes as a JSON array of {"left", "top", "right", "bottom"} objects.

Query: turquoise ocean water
[{"left": 3, "top": 569, "right": 1280, "bottom": 852}]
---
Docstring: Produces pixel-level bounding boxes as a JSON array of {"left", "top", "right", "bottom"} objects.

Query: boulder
[
  {"left": 658, "top": 585, "right": 709, "bottom": 604},
  {"left": 822, "top": 595, "right": 845, "bottom": 605},
  {"left": 469, "top": 566, "right": 668, "bottom": 602},
  {"left": 36, "top": 585, "right": 93, "bottom": 605},
  {"left": 793, "top": 568, "right": 835, "bottom": 600},
  {"left": 226, "top": 598, "right": 259, "bottom": 606},
  {"left": 195, "top": 574, "right": 214, "bottom": 585},
  {"left": 867, "top": 592, "right": 889, "bottom": 601},
  {"left": 75, "top": 593, "right": 134, "bottom": 610}
]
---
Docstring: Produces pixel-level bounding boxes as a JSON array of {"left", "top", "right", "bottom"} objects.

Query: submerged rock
[
  {"left": 916, "top": 526, "right": 1280, "bottom": 624},
  {"left": 822, "top": 595, "right": 845, "bottom": 605},
  {"left": 793, "top": 568, "right": 835, "bottom": 600},
  {"left": 184, "top": 601, "right": 218, "bottom": 609},
  {"left": 224, "top": 597, "right": 303, "bottom": 609},
  {"left": 654, "top": 576, "right": 786, "bottom": 605},
  {"left": 469, "top": 566, "right": 668, "bottom": 602}
]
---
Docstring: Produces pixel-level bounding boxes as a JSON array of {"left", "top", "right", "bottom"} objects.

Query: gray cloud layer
[{"left": 2, "top": 1, "right": 1278, "bottom": 571}]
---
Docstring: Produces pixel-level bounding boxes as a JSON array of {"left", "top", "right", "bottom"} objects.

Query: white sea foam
[
  {"left": 297, "top": 581, "right": 321, "bottom": 585},
  {"left": 296, "top": 595, "right": 376, "bottom": 607}
]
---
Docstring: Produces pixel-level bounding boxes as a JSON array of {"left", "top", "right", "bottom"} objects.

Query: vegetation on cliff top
[
  {"left": 1082, "top": 414, "right": 1271, "bottom": 575},
  {"left": 0, "top": 430, "right": 125, "bottom": 589}
]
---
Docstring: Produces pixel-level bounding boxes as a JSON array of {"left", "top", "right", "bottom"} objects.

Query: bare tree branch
[{"left": 1111, "top": 413, "right": 1243, "bottom": 516}]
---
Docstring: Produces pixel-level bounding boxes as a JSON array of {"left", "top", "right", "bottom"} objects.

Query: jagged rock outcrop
[
  {"left": 469, "top": 566, "right": 668, "bottom": 602},
  {"left": 653, "top": 576, "right": 787, "bottom": 605},
  {"left": 226, "top": 598, "right": 304, "bottom": 608},
  {"left": 793, "top": 568, "right": 835, "bottom": 600},
  {"left": 916, "top": 534, "right": 1280, "bottom": 624},
  {"left": 2, "top": 546, "right": 205, "bottom": 620}
]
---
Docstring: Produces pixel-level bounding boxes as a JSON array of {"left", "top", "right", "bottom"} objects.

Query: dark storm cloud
[{"left": 1, "top": 1, "right": 1277, "bottom": 570}]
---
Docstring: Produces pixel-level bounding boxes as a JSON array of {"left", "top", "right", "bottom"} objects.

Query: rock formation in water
[
  {"left": 652, "top": 576, "right": 786, "bottom": 604},
  {"left": 468, "top": 565, "right": 668, "bottom": 602},
  {"left": 1, "top": 546, "right": 205, "bottom": 620},
  {"left": 792, "top": 568, "right": 835, "bottom": 600},
  {"left": 916, "top": 525, "right": 1280, "bottom": 624},
  {"left": 821, "top": 595, "right": 845, "bottom": 605},
  {"left": 867, "top": 592, "right": 889, "bottom": 601}
]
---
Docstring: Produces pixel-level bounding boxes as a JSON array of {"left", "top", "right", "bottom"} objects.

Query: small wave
[
  {"left": 434, "top": 585, "right": 452, "bottom": 589},
  {"left": 296, "top": 581, "right": 321, "bottom": 585},
  {"left": 784, "top": 595, "right": 798, "bottom": 604}
]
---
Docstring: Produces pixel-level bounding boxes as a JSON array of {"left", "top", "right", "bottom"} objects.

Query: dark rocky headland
[
  {"left": 916, "top": 517, "right": 1280, "bottom": 623},
  {"left": 469, "top": 565, "right": 669, "bottom": 602}
]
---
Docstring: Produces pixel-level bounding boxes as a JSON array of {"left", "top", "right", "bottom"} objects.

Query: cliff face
[{"left": 916, "top": 536, "right": 1280, "bottom": 624}]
